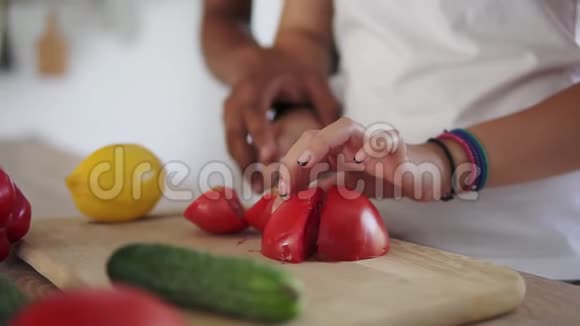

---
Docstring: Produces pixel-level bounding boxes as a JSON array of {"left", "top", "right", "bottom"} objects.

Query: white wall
[{"left": 0, "top": 0, "right": 282, "bottom": 191}]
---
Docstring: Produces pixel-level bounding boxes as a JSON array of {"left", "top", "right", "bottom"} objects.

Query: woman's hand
[{"left": 277, "top": 117, "right": 455, "bottom": 201}]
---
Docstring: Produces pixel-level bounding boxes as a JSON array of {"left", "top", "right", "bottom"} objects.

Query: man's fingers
[
  {"left": 231, "top": 80, "right": 277, "bottom": 164},
  {"left": 257, "top": 161, "right": 281, "bottom": 193},
  {"left": 305, "top": 74, "right": 341, "bottom": 125},
  {"left": 224, "top": 124, "right": 255, "bottom": 171},
  {"left": 224, "top": 90, "right": 257, "bottom": 172},
  {"left": 244, "top": 108, "right": 276, "bottom": 163},
  {"left": 250, "top": 173, "right": 264, "bottom": 194}
]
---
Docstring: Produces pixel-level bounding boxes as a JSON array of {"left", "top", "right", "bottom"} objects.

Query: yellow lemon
[{"left": 65, "top": 144, "right": 165, "bottom": 222}]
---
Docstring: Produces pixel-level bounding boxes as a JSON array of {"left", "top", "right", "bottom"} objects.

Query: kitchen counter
[{"left": 1, "top": 139, "right": 579, "bottom": 325}]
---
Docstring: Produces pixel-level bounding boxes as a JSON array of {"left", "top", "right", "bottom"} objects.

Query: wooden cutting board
[{"left": 17, "top": 216, "right": 525, "bottom": 326}]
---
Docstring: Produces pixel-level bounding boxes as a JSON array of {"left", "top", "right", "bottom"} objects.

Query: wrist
[
  {"left": 227, "top": 45, "right": 268, "bottom": 85},
  {"left": 229, "top": 46, "right": 308, "bottom": 85},
  {"left": 403, "top": 143, "right": 453, "bottom": 201},
  {"left": 407, "top": 138, "right": 472, "bottom": 201}
]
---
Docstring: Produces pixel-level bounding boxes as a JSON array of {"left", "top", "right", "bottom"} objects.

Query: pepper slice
[
  {"left": 261, "top": 188, "right": 324, "bottom": 263},
  {"left": 244, "top": 192, "right": 276, "bottom": 232},
  {"left": 317, "top": 186, "right": 390, "bottom": 261},
  {"left": 184, "top": 187, "right": 247, "bottom": 234}
]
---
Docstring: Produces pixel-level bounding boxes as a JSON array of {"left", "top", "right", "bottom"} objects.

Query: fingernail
[
  {"left": 297, "top": 151, "right": 312, "bottom": 167},
  {"left": 278, "top": 179, "right": 288, "bottom": 198},
  {"left": 354, "top": 149, "right": 367, "bottom": 164}
]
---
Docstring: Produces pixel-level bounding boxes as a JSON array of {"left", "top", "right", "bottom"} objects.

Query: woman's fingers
[
  {"left": 278, "top": 130, "right": 320, "bottom": 197},
  {"left": 295, "top": 117, "right": 364, "bottom": 168},
  {"left": 277, "top": 118, "right": 404, "bottom": 198},
  {"left": 355, "top": 127, "right": 402, "bottom": 163},
  {"left": 278, "top": 117, "right": 365, "bottom": 196}
]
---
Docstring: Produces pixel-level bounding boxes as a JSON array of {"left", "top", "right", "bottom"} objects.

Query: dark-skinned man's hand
[{"left": 222, "top": 48, "right": 340, "bottom": 192}]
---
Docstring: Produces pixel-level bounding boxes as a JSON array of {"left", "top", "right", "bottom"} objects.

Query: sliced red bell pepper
[
  {"left": 244, "top": 192, "right": 276, "bottom": 232},
  {"left": 261, "top": 188, "right": 324, "bottom": 263},
  {"left": 317, "top": 186, "right": 389, "bottom": 261},
  {"left": 184, "top": 187, "right": 247, "bottom": 234}
]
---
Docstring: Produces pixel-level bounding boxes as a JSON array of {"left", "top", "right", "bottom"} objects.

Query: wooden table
[{"left": 1, "top": 140, "right": 579, "bottom": 325}]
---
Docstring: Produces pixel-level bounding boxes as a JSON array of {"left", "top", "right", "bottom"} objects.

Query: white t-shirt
[{"left": 332, "top": 0, "right": 580, "bottom": 280}]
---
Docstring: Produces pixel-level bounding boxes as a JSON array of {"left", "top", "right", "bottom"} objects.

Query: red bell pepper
[
  {"left": 0, "top": 169, "right": 15, "bottom": 224},
  {"left": 261, "top": 188, "right": 324, "bottom": 263},
  {"left": 0, "top": 168, "right": 32, "bottom": 262},
  {"left": 261, "top": 186, "right": 390, "bottom": 263},
  {"left": 184, "top": 186, "right": 247, "bottom": 234},
  {"left": 0, "top": 229, "right": 9, "bottom": 261},
  {"left": 244, "top": 192, "right": 277, "bottom": 232},
  {"left": 10, "top": 286, "right": 187, "bottom": 326},
  {"left": 317, "top": 186, "right": 390, "bottom": 261}
]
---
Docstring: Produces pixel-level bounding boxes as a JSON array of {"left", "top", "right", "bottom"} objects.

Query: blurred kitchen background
[
  {"left": 2, "top": 0, "right": 580, "bottom": 206},
  {"left": 0, "top": 0, "right": 282, "bottom": 198}
]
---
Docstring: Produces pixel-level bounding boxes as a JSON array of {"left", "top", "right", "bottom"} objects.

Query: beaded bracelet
[
  {"left": 437, "top": 132, "right": 477, "bottom": 191},
  {"left": 450, "top": 130, "right": 482, "bottom": 190},
  {"left": 451, "top": 129, "right": 489, "bottom": 190},
  {"left": 433, "top": 128, "right": 490, "bottom": 200}
]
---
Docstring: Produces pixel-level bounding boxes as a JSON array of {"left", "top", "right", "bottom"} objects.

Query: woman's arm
[
  {"left": 277, "top": 83, "right": 580, "bottom": 200},
  {"left": 466, "top": 82, "right": 580, "bottom": 187}
]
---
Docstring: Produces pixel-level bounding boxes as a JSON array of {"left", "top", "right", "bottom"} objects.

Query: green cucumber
[
  {"left": 106, "top": 243, "right": 303, "bottom": 322},
  {"left": 0, "top": 275, "right": 28, "bottom": 325}
]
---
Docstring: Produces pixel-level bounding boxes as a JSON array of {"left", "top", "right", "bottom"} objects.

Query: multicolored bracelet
[
  {"left": 437, "top": 132, "right": 477, "bottom": 188},
  {"left": 434, "top": 129, "right": 489, "bottom": 199},
  {"left": 451, "top": 129, "right": 489, "bottom": 190}
]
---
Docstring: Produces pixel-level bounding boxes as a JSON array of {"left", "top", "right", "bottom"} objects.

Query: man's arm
[
  {"left": 201, "top": 0, "right": 335, "bottom": 84},
  {"left": 201, "top": 0, "right": 260, "bottom": 85},
  {"left": 274, "top": 0, "right": 335, "bottom": 75},
  {"left": 207, "top": 0, "right": 340, "bottom": 193}
]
